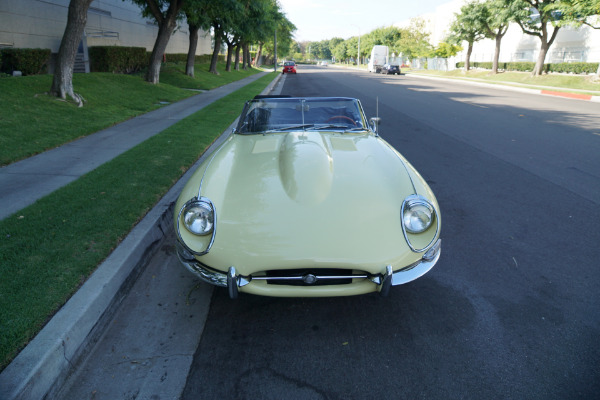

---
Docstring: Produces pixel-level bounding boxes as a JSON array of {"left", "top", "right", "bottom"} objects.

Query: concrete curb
[{"left": 0, "top": 71, "right": 284, "bottom": 400}]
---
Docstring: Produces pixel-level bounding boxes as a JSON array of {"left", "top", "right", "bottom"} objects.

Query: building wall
[
  {"left": 396, "top": 0, "right": 600, "bottom": 66},
  {"left": 0, "top": 0, "right": 212, "bottom": 55}
]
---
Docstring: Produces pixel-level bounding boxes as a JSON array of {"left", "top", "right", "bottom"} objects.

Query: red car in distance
[{"left": 282, "top": 61, "right": 297, "bottom": 74}]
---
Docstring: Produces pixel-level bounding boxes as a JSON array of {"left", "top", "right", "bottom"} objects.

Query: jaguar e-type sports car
[{"left": 174, "top": 96, "right": 441, "bottom": 298}]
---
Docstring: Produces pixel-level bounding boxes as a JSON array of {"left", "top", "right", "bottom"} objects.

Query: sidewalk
[
  {"left": 0, "top": 71, "right": 269, "bottom": 221},
  {"left": 0, "top": 71, "right": 285, "bottom": 400}
]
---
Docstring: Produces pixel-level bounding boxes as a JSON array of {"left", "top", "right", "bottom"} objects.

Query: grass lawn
[
  {"left": 0, "top": 68, "right": 276, "bottom": 371},
  {"left": 407, "top": 69, "right": 600, "bottom": 94},
  {"left": 0, "top": 62, "right": 261, "bottom": 166}
]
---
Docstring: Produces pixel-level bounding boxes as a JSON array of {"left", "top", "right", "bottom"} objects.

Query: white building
[
  {"left": 397, "top": 0, "right": 600, "bottom": 68},
  {"left": 0, "top": 0, "right": 212, "bottom": 55}
]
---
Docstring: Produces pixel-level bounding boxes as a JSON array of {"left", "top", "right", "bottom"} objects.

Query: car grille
[{"left": 265, "top": 268, "right": 355, "bottom": 286}]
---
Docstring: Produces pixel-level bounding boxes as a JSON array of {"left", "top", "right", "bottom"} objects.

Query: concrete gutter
[{"left": 0, "top": 72, "right": 285, "bottom": 400}]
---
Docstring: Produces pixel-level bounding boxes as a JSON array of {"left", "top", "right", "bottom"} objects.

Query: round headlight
[
  {"left": 183, "top": 201, "right": 214, "bottom": 236},
  {"left": 402, "top": 196, "right": 434, "bottom": 234}
]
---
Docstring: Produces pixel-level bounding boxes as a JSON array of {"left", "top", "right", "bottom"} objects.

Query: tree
[
  {"left": 50, "top": 0, "right": 94, "bottom": 107},
  {"left": 479, "top": 0, "right": 511, "bottom": 74},
  {"left": 548, "top": 0, "right": 600, "bottom": 77},
  {"left": 448, "top": 1, "right": 487, "bottom": 71},
  {"left": 332, "top": 41, "right": 348, "bottom": 63},
  {"left": 130, "top": 0, "right": 186, "bottom": 84},
  {"left": 395, "top": 18, "right": 434, "bottom": 60},
  {"left": 433, "top": 42, "right": 462, "bottom": 71},
  {"left": 182, "top": 0, "right": 210, "bottom": 77},
  {"left": 507, "top": 0, "right": 599, "bottom": 76},
  {"left": 260, "top": 4, "right": 296, "bottom": 63},
  {"left": 508, "top": 0, "right": 563, "bottom": 75},
  {"left": 205, "top": 0, "right": 232, "bottom": 74},
  {"left": 369, "top": 26, "right": 403, "bottom": 53},
  {"left": 434, "top": 42, "right": 462, "bottom": 57},
  {"left": 549, "top": 0, "right": 600, "bottom": 29}
]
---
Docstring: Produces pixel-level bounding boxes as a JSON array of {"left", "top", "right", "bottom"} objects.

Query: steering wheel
[{"left": 325, "top": 115, "right": 357, "bottom": 126}]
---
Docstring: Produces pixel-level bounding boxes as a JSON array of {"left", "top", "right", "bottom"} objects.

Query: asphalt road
[
  {"left": 58, "top": 66, "right": 600, "bottom": 400},
  {"left": 182, "top": 66, "right": 600, "bottom": 399}
]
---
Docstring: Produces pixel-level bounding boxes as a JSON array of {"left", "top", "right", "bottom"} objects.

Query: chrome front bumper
[{"left": 176, "top": 239, "right": 441, "bottom": 299}]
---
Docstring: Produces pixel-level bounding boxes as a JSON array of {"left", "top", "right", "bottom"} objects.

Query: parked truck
[{"left": 368, "top": 45, "right": 389, "bottom": 73}]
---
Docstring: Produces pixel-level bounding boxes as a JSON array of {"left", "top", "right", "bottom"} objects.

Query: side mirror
[{"left": 370, "top": 117, "right": 381, "bottom": 134}]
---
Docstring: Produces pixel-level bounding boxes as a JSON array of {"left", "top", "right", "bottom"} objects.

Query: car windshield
[{"left": 236, "top": 97, "right": 368, "bottom": 134}]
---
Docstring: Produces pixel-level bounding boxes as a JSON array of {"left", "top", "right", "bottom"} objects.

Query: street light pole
[
  {"left": 352, "top": 25, "right": 361, "bottom": 66},
  {"left": 358, "top": 32, "right": 360, "bottom": 66}
]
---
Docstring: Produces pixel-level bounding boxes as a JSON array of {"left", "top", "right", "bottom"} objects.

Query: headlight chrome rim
[
  {"left": 402, "top": 196, "right": 434, "bottom": 234},
  {"left": 176, "top": 196, "right": 217, "bottom": 256},
  {"left": 401, "top": 194, "right": 440, "bottom": 253},
  {"left": 182, "top": 200, "right": 214, "bottom": 236}
]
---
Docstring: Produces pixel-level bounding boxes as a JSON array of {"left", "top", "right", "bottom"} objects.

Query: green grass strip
[
  {"left": 0, "top": 63, "right": 261, "bottom": 166},
  {"left": 407, "top": 69, "right": 600, "bottom": 95},
  {"left": 0, "top": 72, "right": 277, "bottom": 371}
]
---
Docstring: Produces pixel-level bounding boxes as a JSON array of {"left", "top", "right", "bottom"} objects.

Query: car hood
[{"left": 184, "top": 131, "right": 429, "bottom": 274}]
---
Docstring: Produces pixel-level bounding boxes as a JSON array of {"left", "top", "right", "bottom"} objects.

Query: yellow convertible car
[{"left": 174, "top": 96, "right": 441, "bottom": 298}]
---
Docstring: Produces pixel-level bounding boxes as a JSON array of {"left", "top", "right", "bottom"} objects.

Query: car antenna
[{"left": 376, "top": 96, "right": 380, "bottom": 136}]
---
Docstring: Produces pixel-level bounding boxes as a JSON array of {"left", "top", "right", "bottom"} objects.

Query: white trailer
[{"left": 368, "top": 45, "right": 389, "bottom": 73}]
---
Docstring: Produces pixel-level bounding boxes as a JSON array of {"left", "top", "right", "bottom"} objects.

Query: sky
[{"left": 278, "top": 0, "right": 454, "bottom": 43}]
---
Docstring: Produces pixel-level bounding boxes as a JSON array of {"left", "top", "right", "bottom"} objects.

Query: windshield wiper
[
  {"left": 308, "top": 124, "right": 350, "bottom": 130},
  {"left": 263, "top": 124, "right": 315, "bottom": 132},
  {"left": 309, "top": 124, "right": 367, "bottom": 132}
]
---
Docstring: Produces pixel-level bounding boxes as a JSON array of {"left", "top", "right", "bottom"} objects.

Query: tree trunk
[
  {"left": 245, "top": 43, "right": 251, "bottom": 69},
  {"left": 465, "top": 41, "right": 473, "bottom": 71},
  {"left": 241, "top": 43, "right": 251, "bottom": 70},
  {"left": 491, "top": 34, "right": 503, "bottom": 74},
  {"left": 147, "top": 16, "right": 178, "bottom": 84},
  {"left": 50, "top": 0, "right": 94, "bottom": 107},
  {"left": 255, "top": 43, "right": 263, "bottom": 67},
  {"left": 209, "top": 25, "right": 222, "bottom": 75},
  {"left": 186, "top": 23, "right": 200, "bottom": 77},
  {"left": 226, "top": 42, "right": 234, "bottom": 72},
  {"left": 241, "top": 42, "right": 247, "bottom": 70},
  {"left": 532, "top": 42, "right": 549, "bottom": 76},
  {"left": 234, "top": 44, "right": 241, "bottom": 71},
  {"left": 532, "top": 24, "right": 559, "bottom": 76}
]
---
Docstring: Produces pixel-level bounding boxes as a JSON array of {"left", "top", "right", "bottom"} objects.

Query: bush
[
  {"left": 455, "top": 61, "right": 599, "bottom": 74},
  {"left": 89, "top": 46, "right": 148, "bottom": 73},
  {"left": 506, "top": 62, "right": 536, "bottom": 72},
  {"left": 547, "top": 62, "right": 598, "bottom": 74},
  {"left": 0, "top": 48, "right": 51, "bottom": 75},
  {"left": 162, "top": 53, "right": 225, "bottom": 64}
]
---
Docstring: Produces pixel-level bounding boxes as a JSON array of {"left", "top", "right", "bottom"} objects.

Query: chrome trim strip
[
  {"left": 250, "top": 274, "right": 368, "bottom": 281},
  {"left": 381, "top": 139, "right": 417, "bottom": 194},
  {"left": 197, "top": 139, "right": 230, "bottom": 199},
  {"left": 175, "top": 197, "right": 217, "bottom": 256}
]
